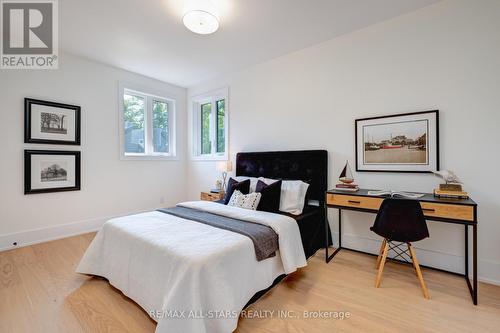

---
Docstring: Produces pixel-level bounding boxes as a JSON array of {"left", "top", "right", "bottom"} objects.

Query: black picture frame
[
  {"left": 24, "top": 150, "right": 81, "bottom": 194},
  {"left": 355, "top": 110, "right": 440, "bottom": 173},
  {"left": 24, "top": 98, "right": 81, "bottom": 145}
]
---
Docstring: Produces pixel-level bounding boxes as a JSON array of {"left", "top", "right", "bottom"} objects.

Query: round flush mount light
[{"left": 183, "top": 10, "right": 219, "bottom": 35}]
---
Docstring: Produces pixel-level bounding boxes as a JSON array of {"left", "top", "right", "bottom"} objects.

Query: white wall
[
  {"left": 187, "top": 0, "right": 500, "bottom": 284},
  {"left": 0, "top": 53, "right": 188, "bottom": 249}
]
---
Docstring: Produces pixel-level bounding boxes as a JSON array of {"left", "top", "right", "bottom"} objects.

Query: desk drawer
[
  {"left": 200, "top": 192, "right": 224, "bottom": 201},
  {"left": 327, "top": 193, "right": 383, "bottom": 210},
  {"left": 420, "top": 202, "right": 474, "bottom": 222}
]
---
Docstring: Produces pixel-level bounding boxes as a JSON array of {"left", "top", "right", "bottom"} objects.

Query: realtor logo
[{"left": 1, "top": 0, "right": 58, "bottom": 69}]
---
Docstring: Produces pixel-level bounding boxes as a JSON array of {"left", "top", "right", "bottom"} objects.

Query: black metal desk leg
[
  {"left": 338, "top": 209, "right": 342, "bottom": 249},
  {"left": 325, "top": 208, "right": 342, "bottom": 263},
  {"left": 325, "top": 202, "right": 330, "bottom": 262},
  {"left": 465, "top": 225, "right": 469, "bottom": 279},
  {"left": 473, "top": 223, "right": 478, "bottom": 305}
]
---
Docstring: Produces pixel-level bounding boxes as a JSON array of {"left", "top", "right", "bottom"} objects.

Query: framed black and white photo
[
  {"left": 24, "top": 150, "right": 81, "bottom": 194},
  {"left": 355, "top": 110, "right": 439, "bottom": 173},
  {"left": 25, "top": 98, "right": 81, "bottom": 145}
]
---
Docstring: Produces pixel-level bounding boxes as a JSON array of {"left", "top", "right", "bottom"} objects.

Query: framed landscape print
[
  {"left": 24, "top": 150, "right": 81, "bottom": 194},
  {"left": 25, "top": 98, "right": 81, "bottom": 145},
  {"left": 355, "top": 110, "right": 439, "bottom": 173}
]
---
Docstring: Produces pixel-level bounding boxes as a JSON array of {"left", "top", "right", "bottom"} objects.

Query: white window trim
[
  {"left": 190, "top": 87, "right": 229, "bottom": 161},
  {"left": 118, "top": 82, "right": 177, "bottom": 161}
]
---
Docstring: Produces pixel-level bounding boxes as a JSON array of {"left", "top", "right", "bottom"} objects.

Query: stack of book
[
  {"left": 434, "top": 189, "right": 469, "bottom": 199},
  {"left": 335, "top": 183, "right": 359, "bottom": 192},
  {"left": 434, "top": 184, "right": 469, "bottom": 199}
]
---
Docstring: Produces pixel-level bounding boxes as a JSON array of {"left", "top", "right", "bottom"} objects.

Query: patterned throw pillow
[{"left": 227, "top": 190, "right": 262, "bottom": 210}]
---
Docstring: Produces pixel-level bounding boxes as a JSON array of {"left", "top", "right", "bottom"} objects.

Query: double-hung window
[
  {"left": 120, "top": 85, "right": 176, "bottom": 159},
  {"left": 192, "top": 88, "right": 228, "bottom": 160}
]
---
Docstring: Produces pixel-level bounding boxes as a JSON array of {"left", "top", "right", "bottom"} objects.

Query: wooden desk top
[{"left": 327, "top": 188, "right": 477, "bottom": 206}]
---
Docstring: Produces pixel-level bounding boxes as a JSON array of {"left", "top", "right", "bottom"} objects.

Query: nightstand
[{"left": 200, "top": 191, "right": 225, "bottom": 202}]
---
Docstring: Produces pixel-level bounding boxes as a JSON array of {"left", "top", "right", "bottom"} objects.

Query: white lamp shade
[
  {"left": 183, "top": 10, "right": 219, "bottom": 35},
  {"left": 216, "top": 161, "right": 232, "bottom": 172}
]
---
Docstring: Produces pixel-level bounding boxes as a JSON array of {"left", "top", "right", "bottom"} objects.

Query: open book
[{"left": 367, "top": 190, "right": 425, "bottom": 199}]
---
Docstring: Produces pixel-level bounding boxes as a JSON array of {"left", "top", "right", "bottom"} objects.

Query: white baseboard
[
  {"left": 0, "top": 210, "right": 148, "bottom": 252},
  {"left": 0, "top": 209, "right": 152, "bottom": 251},
  {"left": 0, "top": 217, "right": 106, "bottom": 252},
  {"left": 330, "top": 231, "right": 500, "bottom": 286}
]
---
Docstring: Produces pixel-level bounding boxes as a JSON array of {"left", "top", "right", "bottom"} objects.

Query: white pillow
[
  {"left": 234, "top": 176, "right": 259, "bottom": 193},
  {"left": 258, "top": 177, "right": 310, "bottom": 215},
  {"left": 227, "top": 190, "right": 261, "bottom": 210}
]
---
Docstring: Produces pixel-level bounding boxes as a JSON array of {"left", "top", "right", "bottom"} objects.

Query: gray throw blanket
[{"left": 157, "top": 206, "right": 278, "bottom": 261}]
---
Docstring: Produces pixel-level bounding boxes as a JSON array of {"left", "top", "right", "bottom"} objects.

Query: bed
[{"left": 76, "top": 150, "right": 328, "bottom": 333}]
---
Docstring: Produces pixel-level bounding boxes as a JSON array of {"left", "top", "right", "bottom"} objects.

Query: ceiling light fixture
[{"left": 183, "top": 10, "right": 219, "bottom": 35}]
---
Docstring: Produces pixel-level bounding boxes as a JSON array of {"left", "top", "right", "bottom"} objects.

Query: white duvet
[{"left": 76, "top": 201, "right": 307, "bottom": 333}]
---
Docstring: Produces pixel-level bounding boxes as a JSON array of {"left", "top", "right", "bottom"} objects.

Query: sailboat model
[{"left": 339, "top": 161, "right": 354, "bottom": 184}]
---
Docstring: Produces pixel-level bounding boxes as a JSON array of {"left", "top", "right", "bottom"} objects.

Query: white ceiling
[{"left": 61, "top": 0, "right": 440, "bottom": 87}]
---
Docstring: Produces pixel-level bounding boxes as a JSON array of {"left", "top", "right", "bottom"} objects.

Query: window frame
[
  {"left": 191, "top": 87, "right": 229, "bottom": 161},
  {"left": 119, "top": 83, "right": 177, "bottom": 160}
]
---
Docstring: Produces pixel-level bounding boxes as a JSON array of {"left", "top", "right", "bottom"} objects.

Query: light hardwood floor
[{"left": 1, "top": 233, "right": 500, "bottom": 333}]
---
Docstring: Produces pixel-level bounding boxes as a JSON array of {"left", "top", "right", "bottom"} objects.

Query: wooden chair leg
[
  {"left": 407, "top": 243, "right": 419, "bottom": 277},
  {"left": 376, "top": 239, "right": 387, "bottom": 269},
  {"left": 375, "top": 242, "right": 389, "bottom": 288},
  {"left": 408, "top": 244, "right": 430, "bottom": 299},
  {"left": 407, "top": 243, "right": 418, "bottom": 278}
]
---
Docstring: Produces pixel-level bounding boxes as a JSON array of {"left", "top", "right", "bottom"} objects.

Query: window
[
  {"left": 192, "top": 88, "right": 228, "bottom": 160},
  {"left": 120, "top": 85, "right": 176, "bottom": 159}
]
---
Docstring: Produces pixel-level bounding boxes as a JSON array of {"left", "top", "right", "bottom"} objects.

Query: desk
[{"left": 324, "top": 188, "right": 478, "bottom": 305}]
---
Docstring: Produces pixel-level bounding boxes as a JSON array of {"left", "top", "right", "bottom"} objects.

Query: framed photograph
[
  {"left": 355, "top": 110, "right": 439, "bottom": 173},
  {"left": 25, "top": 98, "right": 81, "bottom": 145},
  {"left": 24, "top": 150, "right": 81, "bottom": 194}
]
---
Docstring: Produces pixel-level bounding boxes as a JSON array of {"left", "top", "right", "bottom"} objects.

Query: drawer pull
[
  {"left": 348, "top": 200, "right": 361, "bottom": 204},
  {"left": 422, "top": 208, "right": 436, "bottom": 212}
]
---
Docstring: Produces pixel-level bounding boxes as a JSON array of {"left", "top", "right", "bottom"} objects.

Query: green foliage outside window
[
  {"left": 124, "top": 94, "right": 145, "bottom": 153},
  {"left": 124, "top": 94, "right": 145, "bottom": 129},
  {"left": 153, "top": 100, "right": 169, "bottom": 152},
  {"left": 201, "top": 103, "right": 211, "bottom": 154},
  {"left": 216, "top": 99, "right": 225, "bottom": 153}
]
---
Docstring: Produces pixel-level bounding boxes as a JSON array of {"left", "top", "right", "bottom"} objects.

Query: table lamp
[{"left": 216, "top": 161, "right": 233, "bottom": 193}]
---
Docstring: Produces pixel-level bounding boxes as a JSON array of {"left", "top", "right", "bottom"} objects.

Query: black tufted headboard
[{"left": 235, "top": 150, "right": 328, "bottom": 203}]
